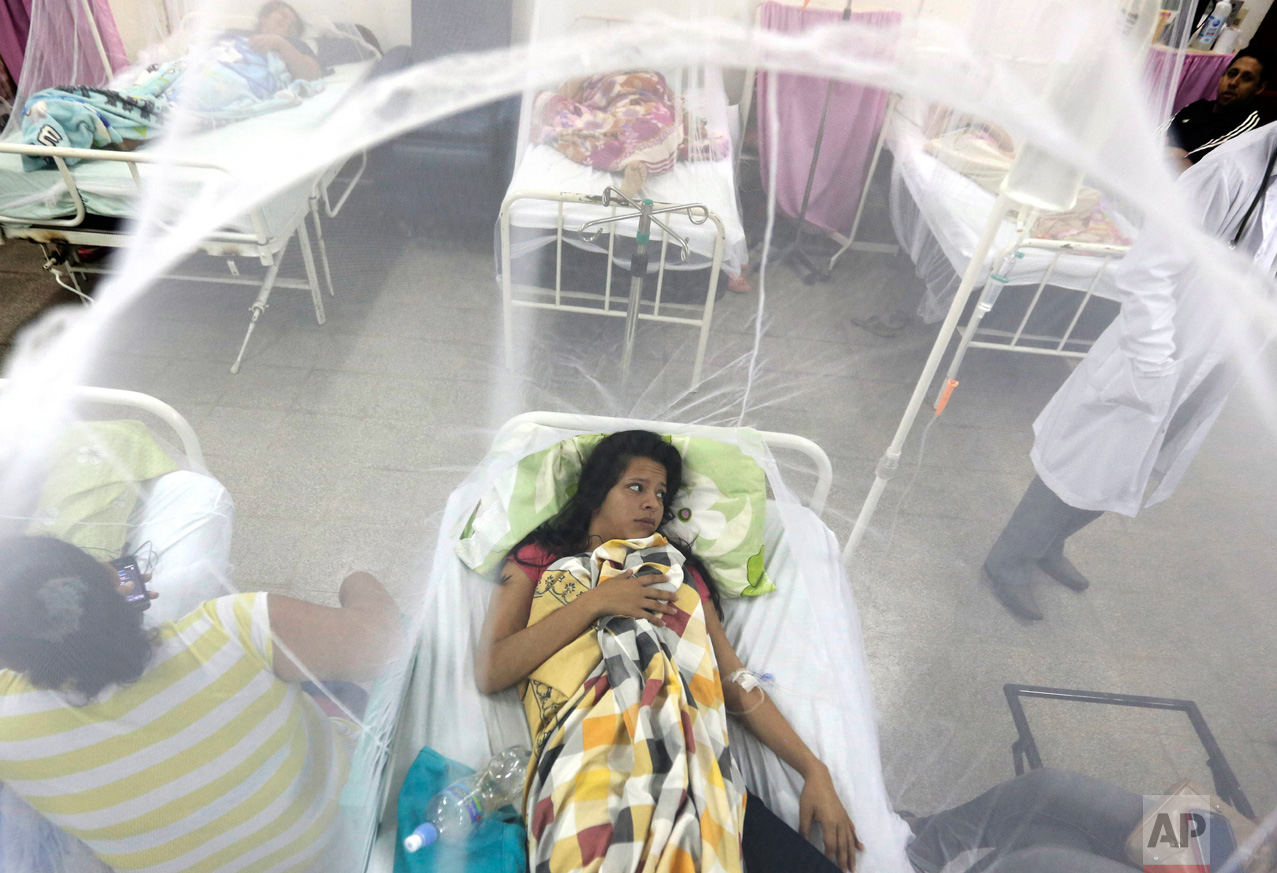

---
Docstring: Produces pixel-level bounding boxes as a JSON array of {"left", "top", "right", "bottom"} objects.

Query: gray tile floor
[{"left": 6, "top": 178, "right": 1275, "bottom": 829}]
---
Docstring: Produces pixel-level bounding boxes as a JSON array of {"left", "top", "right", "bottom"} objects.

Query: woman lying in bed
[
  {"left": 229, "top": 0, "right": 323, "bottom": 83},
  {"left": 476, "top": 431, "right": 861, "bottom": 873}
]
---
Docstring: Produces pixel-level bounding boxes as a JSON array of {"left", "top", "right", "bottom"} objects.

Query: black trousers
[
  {"left": 742, "top": 790, "right": 842, "bottom": 873},
  {"left": 907, "top": 769, "right": 1142, "bottom": 873}
]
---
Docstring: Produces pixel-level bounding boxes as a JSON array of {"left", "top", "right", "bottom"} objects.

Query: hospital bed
[
  {"left": 0, "top": 56, "right": 374, "bottom": 374},
  {"left": 850, "top": 97, "right": 1131, "bottom": 360},
  {"left": 362, "top": 410, "right": 913, "bottom": 873},
  {"left": 498, "top": 17, "right": 751, "bottom": 390}
]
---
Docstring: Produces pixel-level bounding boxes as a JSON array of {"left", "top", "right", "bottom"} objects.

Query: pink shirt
[{"left": 510, "top": 543, "right": 713, "bottom": 606}]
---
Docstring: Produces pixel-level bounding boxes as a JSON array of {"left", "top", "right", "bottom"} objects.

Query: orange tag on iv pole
[{"left": 935, "top": 379, "right": 959, "bottom": 415}]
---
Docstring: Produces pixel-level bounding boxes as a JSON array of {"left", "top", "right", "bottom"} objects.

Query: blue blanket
[{"left": 20, "top": 37, "right": 323, "bottom": 171}]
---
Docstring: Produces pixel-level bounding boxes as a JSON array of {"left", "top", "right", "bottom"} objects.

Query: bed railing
[
  {"left": 0, "top": 141, "right": 275, "bottom": 250},
  {"left": 0, "top": 378, "right": 206, "bottom": 467},
  {"left": 498, "top": 189, "right": 728, "bottom": 390},
  {"left": 957, "top": 237, "right": 1127, "bottom": 360}
]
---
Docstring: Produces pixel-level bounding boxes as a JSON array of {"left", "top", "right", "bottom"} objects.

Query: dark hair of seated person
[
  {"left": 506, "top": 430, "right": 724, "bottom": 618},
  {"left": 1233, "top": 46, "right": 1274, "bottom": 87},
  {"left": 0, "top": 536, "right": 153, "bottom": 701}
]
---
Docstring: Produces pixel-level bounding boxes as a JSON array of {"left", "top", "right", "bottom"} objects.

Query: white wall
[{"left": 104, "top": 0, "right": 413, "bottom": 56}]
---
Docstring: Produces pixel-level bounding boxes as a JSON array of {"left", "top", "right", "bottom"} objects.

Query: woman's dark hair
[
  {"left": 507, "top": 430, "right": 723, "bottom": 617},
  {"left": 0, "top": 536, "right": 153, "bottom": 701}
]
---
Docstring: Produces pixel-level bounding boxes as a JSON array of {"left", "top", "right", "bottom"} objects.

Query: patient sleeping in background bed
[
  {"left": 17, "top": 0, "right": 325, "bottom": 171},
  {"left": 921, "top": 113, "right": 1131, "bottom": 246},
  {"left": 531, "top": 71, "right": 732, "bottom": 199}
]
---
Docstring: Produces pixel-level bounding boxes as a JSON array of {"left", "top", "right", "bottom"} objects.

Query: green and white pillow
[{"left": 456, "top": 431, "right": 773, "bottom": 597}]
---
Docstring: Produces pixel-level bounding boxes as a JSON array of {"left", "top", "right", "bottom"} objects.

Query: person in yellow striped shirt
[{"left": 0, "top": 535, "right": 405, "bottom": 873}]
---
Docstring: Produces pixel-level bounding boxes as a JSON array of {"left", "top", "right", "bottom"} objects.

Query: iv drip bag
[{"left": 1002, "top": 0, "right": 1160, "bottom": 213}]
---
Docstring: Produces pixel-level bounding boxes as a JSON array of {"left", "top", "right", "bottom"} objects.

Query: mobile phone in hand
[{"left": 109, "top": 556, "right": 151, "bottom": 611}]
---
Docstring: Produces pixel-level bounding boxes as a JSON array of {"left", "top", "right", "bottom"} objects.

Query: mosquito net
[{"left": 1, "top": 0, "right": 1275, "bottom": 872}]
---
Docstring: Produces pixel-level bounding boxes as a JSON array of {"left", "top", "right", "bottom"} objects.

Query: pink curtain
[
  {"left": 756, "top": 1, "right": 902, "bottom": 237},
  {"left": 1146, "top": 47, "right": 1235, "bottom": 116},
  {"left": 0, "top": 0, "right": 31, "bottom": 85},
  {"left": 25, "top": 0, "right": 130, "bottom": 90},
  {"left": 3, "top": 0, "right": 129, "bottom": 134}
]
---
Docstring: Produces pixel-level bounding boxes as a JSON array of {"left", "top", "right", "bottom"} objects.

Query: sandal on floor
[
  {"left": 852, "top": 309, "right": 910, "bottom": 337},
  {"left": 728, "top": 274, "right": 753, "bottom": 293}
]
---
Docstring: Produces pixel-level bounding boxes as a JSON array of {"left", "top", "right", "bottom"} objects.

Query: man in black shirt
[{"left": 1167, "top": 48, "right": 1272, "bottom": 171}]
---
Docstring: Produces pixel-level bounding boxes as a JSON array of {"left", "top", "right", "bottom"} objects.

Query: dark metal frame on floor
[{"left": 1003, "top": 683, "right": 1254, "bottom": 820}]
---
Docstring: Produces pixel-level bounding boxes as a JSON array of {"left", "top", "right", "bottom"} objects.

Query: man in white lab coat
[{"left": 984, "top": 121, "right": 1277, "bottom": 620}]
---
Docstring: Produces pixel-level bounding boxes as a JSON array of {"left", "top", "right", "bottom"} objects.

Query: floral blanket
[
  {"left": 521, "top": 535, "right": 745, "bottom": 873},
  {"left": 532, "top": 70, "right": 732, "bottom": 196}
]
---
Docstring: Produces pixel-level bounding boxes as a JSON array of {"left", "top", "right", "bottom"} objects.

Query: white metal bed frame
[
  {"left": 0, "top": 378, "right": 206, "bottom": 466},
  {"left": 0, "top": 141, "right": 366, "bottom": 374},
  {"left": 498, "top": 189, "right": 728, "bottom": 389}
]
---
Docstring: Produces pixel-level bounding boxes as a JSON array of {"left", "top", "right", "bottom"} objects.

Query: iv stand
[
  {"left": 773, "top": 0, "right": 853, "bottom": 286},
  {"left": 579, "top": 187, "right": 710, "bottom": 383}
]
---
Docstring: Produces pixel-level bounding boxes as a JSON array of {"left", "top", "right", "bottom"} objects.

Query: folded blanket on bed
[
  {"left": 924, "top": 127, "right": 1132, "bottom": 246},
  {"left": 522, "top": 535, "right": 745, "bottom": 873},
  {"left": 532, "top": 71, "right": 731, "bottom": 198},
  {"left": 20, "top": 38, "right": 322, "bottom": 171}
]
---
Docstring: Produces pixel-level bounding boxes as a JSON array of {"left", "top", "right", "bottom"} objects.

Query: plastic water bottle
[
  {"left": 1190, "top": 1, "right": 1232, "bottom": 50},
  {"left": 402, "top": 747, "right": 531, "bottom": 853}
]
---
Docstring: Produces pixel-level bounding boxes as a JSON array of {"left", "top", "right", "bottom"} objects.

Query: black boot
[
  {"left": 983, "top": 563, "right": 1045, "bottom": 620},
  {"left": 984, "top": 477, "right": 1085, "bottom": 620},
  {"left": 1037, "top": 508, "right": 1102, "bottom": 592}
]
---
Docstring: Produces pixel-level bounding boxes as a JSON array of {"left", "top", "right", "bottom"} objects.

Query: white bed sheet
[
  {"left": 888, "top": 122, "right": 1127, "bottom": 322},
  {"left": 0, "top": 61, "right": 372, "bottom": 238},
  {"left": 130, "top": 469, "right": 235, "bottom": 625},
  {"left": 400, "top": 425, "right": 911, "bottom": 873},
  {"left": 505, "top": 145, "right": 749, "bottom": 277}
]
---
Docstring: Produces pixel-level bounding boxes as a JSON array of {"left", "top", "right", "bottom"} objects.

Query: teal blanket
[{"left": 395, "top": 747, "right": 526, "bottom": 873}]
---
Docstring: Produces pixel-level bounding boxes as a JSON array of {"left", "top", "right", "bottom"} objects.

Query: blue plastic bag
[{"left": 394, "top": 747, "right": 527, "bottom": 873}]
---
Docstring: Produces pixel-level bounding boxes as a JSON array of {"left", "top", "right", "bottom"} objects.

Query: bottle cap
[{"left": 403, "top": 822, "right": 439, "bottom": 852}]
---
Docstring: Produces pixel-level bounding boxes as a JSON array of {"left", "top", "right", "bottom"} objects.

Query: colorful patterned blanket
[
  {"left": 532, "top": 71, "right": 732, "bottom": 197},
  {"left": 521, "top": 535, "right": 745, "bottom": 873}
]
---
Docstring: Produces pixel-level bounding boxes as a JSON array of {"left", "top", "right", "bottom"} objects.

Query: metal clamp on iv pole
[{"left": 579, "top": 187, "right": 709, "bottom": 381}]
